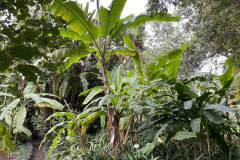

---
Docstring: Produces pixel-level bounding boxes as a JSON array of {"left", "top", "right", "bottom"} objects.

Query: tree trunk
[{"left": 101, "top": 64, "right": 122, "bottom": 151}]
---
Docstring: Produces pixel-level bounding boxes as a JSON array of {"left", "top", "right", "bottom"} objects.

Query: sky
[{"left": 77, "top": 0, "right": 148, "bottom": 18}]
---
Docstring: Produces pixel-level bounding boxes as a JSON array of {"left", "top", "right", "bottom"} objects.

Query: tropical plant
[
  {"left": 48, "top": 0, "right": 180, "bottom": 149},
  {"left": 0, "top": 82, "right": 64, "bottom": 144}
]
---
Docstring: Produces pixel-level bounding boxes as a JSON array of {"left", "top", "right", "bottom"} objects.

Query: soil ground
[{"left": 30, "top": 132, "right": 46, "bottom": 160}]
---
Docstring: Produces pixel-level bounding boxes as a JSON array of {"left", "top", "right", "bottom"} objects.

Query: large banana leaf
[
  {"left": 36, "top": 98, "right": 64, "bottom": 110},
  {"left": 51, "top": 0, "right": 98, "bottom": 42},
  {"left": 99, "top": 0, "right": 127, "bottom": 36},
  {"left": 219, "top": 59, "right": 233, "bottom": 86},
  {"left": 0, "top": 99, "right": 20, "bottom": 120},
  {"left": 112, "top": 47, "right": 143, "bottom": 83},
  {"left": 51, "top": 43, "right": 90, "bottom": 59},
  {"left": 13, "top": 106, "right": 27, "bottom": 134},
  {"left": 125, "top": 13, "right": 180, "bottom": 27},
  {"left": 59, "top": 28, "right": 81, "bottom": 41}
]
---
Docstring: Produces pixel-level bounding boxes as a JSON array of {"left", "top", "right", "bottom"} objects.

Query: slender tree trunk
[{"left": 101, "top": 63, "right": 122, "bottom": 151}]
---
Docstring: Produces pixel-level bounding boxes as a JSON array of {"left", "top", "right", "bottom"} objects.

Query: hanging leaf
[
  {"left": 36, "top": 98, "right": 64, "bottom": 110},
  {"left": 51, "top": 43, "right": 90, "bottom": 59},
  {"left": 125, "top": 13, "right": 180, "bottom": 28},
  {"left": 204, "top": 105, "right": 238, "bottom": 113},
  {"left": 58, "top": 57, "right": 81, "bottom": 73},
  {"left": 139, "top": 141, "right": 160, "bottom": 155},
  {"left": 59, "top": 79, "right": 68, "bottom": 98},
  {"left": 24, "top": 93, "right": 42, "bottom": 103},
  {"left": 0, "top": 93, "right": 15, "bottom": 98},
  {"left": 16, "top": 65, "right": 43, "bottom": 82},
  {"left": 184, "top": 100, "right": 194, "bottom": 110},
  {"left": 191, "top": 118, "right": 201, "bottom": 133},
  {"left": 123, "top": 34, "right": 136, "bottom": 50},
  {"left": 46, "top": 112, "right": 75, "bottom": 121},
  {"left": 20, "top": 127, "right": 32, "bottom": 137},
  {"left": 129, "top": 78, "right": 138, "bottom": 102},
  {"left": 172, "top": 131, "right": 196, "bottom": 140},
  {"left": 59, "top": 28, "right": 81, "bottom": 41},
  {"left": 154, "top": 123, "right": 168, "bottom": 140},
  {"left": 0, "top": 99, "right": 20, "bottom": 120},
  {"left": 23, "top": 82, "right": 37, "bottom": 96},
  {"left": 119, "top": 116, "right": 130, "bottom": 130},
  {"left": 100, "top": 115, "right": 106, "bottom": 128},
  {"left": 82, "top": 87, "right": 104, "bottom": 105},
  {"left": 219, "top": 59, "right": 233, "bottom": 86},
  {"left": 98, "top": 94, "right": 114, "bottom": 108},
  {"left": 79, "top": 86, "right": 104, "bottom": 96},
  {"left": 13, "top": 106, "right": 27, "bottom": 134},
  {"left": 9, "top": 45, "right": 35, "bottom": 60},
  {"left": 114, "top": 64, "right": 124, "bottom": 93}
]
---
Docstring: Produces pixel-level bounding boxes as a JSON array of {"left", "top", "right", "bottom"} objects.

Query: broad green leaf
[
  {"left": 172, "top": 131, "right": 196, "bottom": 140},
  {"left": 129, "top": 78, "right": 138, "bottom": 102},
  {"left": 82, "top": 88, "right": 104, "bottom": 105},
  {"left": 51, "top": 43, "right": 90, "bottom": 59},
  {"left": 59, "top": 28, "right": 81, "bottom": 41},
  {"left": 40, "top": 122, "right": 65, "bottom": 148},
  {"left": 82, "top": 111, "right": 105, "bottom": 126},
  {"left": 139, "top": 141, "right": 160, "bottom": 155},
  {"left": 13, "top": 106, "right": 27, "bottom": 134},
  {"left": 46, "top": 112, "right": 75, "bottom": 121},
  {"left": 0, "top": 93, "right": 15, "bottom": 98},
  {"left": 48, "top": 127, "right": 66, "bottom": 156},
  {"left": 9, "top": 45, "right": 35, "bottom": 60},
  {"left": 125, "top": 13, "right": 180, "bottom": 28},
  {"left": 0, "top": 99, "right": 20, "bottom": 120},
  {"left": 20, "top": 127, "right": 32, "bottom": 137},
  {"left": 109, "top": 14, "right": 134, "bottom": 38},
  {"left": 112, "top": 47, "right": 143, "bottom": 82},
  {"left": 154, "top": 123, "right": 168, "bottom": 140},
  {"left": 100, "top": 115, "right": 106, "bottom": 128},
  {"left": 58, "top": 57, "right": 81, "bottom": 73},
  {"left": 204, "top": 105, "right": 238, "bottom": 113},
  {"left": 51, "top": 0, "right": 99, "bottom": 42},
  {"left": 127, "top": 70, "right": 135, "bottom": 78},
  {"left": 39, "top": 93, "right": 60, "bottom": 99},
  {"left": 36, "top": 98, "right": 64, "bottom": 110},
  {"left": 114, "top": 64, "right": 124, "bottom": 92},
  {"left": 131, "top": 105, "right": 143, "bottom": 114},
  {"left": 24, "top": 93, "right": 42, "bottom": 103},
  {"left": 106, "top": 70, "right": 112, "bottom": 86},
  {"left": 79, "top": 86, "right": 104, "bottom": 96},
  {"left": 59, "top": 79, "right": 68, "bottom": 98},
  {"left": 184, "top": 100, "right": 193, "bottom": 110},
  {"left": 99, "top": 0, "right": 127, "bottom": 36},
  {"left": 123, "top": 34, "right": 135, "bottom": 50},
  {"left": 23, "top": 82, "right": 37, "bottom": 96},
  {"left": 16, "top": 65, "right": 43, "bottom": 82},
  {"left": 191, "top": 118, "right": 201, "bottom": 133},
  {"left": 98, "top": 94, "right": 114, "bottom": 108},
  {"left": 119, "top": 116, "right": 130, "bottom": 130},
  {"left": 219, "top": 61, "right": 233, "bottom": 86},
  {"left": 0, "top": 53, "right": 12, "bottom": 72}
]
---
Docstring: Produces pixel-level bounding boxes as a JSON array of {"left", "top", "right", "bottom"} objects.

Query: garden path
[{"left": 30, "top": 132, "right": 46, "bottom": 160}]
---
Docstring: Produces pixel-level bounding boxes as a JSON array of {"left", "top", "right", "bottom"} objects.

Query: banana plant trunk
[{"left": 101, "top": 63, "right": 122, "bottom": 151}]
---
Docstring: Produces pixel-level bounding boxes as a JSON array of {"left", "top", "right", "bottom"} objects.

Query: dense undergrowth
[{"left": 0, "top": 0, "right": 240, "bottom": 160}]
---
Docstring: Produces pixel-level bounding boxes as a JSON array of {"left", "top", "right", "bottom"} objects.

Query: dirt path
[{"left": 30, "top": 132, "right": 46, "bottom": 160}]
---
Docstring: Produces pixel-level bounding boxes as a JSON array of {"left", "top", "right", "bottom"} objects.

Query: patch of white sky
[{"left": 77, "top": 0, "right": 148, "bottom": 18}]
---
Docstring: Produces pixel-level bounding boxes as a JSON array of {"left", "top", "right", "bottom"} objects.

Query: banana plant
[
  {"left": 49, "top": 0, "right": 180, "bottom": 148},
  {"left": 0, "top": 82, "right": 64, "bottom": 139}
]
